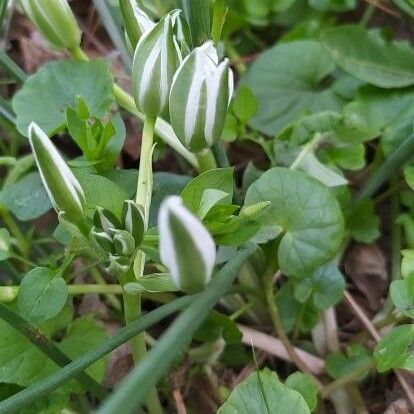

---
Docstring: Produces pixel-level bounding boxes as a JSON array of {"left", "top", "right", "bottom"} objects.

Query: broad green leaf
[
  {"left": 149, "top": 172, "right": 191, "bottom": 227},
  {"left": 326, "top": 344, "right": 372, "bottom": 379},
  {"left": 232, "top": 86, "right": 258, "bottom": 123},
  {"left": 198, "top": 189, "right": 230, "bottom": 219},
  {"left": 0, "top": 172, "right": 52, "bottom": 221},
  {"left": 343, "top": 86, "right": 414, "bottom": 155},
  {"left": 321, "top": 25, "right": 414, "bottom": 88},
  {"left": 374, "top": 325, "right": 414, "bottom": 372},
  {"left": 309, "top": 0, "right": 355, "bottom": 11},
  {"left": 181, "top": 168, "right": 234, "bottom": 213},
  {"left": 285, "top": 372, "right": 319, "bottom": 411},
  {"left": 346, "top": 199, "right": 380, "bottom": 243},
  {"left": 390, "top": 276, "right": 414, "bottom": 318},
  {"left": 217, "top": 368, "right": 310, "bottom": 414},
  {"left": 241, "top": 40, "right": 343, "bottom": 135},
  {"left": 75, "top": 171, "right": 128, "bottom": 218},
  {"left": 17, "top": 268, "right": 68, "bottom": 325},
  {"left": 13, "top": 60, "right": 113, "bottom": 136},
  {"left": 402, "top": 250, "right": 414, "bottom": 278},
  {"left": 294, "top": 263, "right": 345, "bottom": 309},
  {"left": 0, "top": 315, "right": 106, "bottom": 387},
  {"left": 244, "top": 167, "right": 344, "bottom": 276},
  {"left": 277, "top": 283, "right": 320, "bottom": 333},
  {"left": 0, "top": 228, "right": 11, "bottom": 261},
  {"left": 195, "top": 310, "right": 242, "bottom": 344}
]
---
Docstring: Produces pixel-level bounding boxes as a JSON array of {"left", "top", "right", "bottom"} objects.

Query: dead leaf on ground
[{"left": 344, "top": 244, "right": 388, "bottom": 310}]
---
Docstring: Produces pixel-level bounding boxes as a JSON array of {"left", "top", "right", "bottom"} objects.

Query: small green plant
[{"left": 0, "top": 0, "right": 414, "bottom": 413}]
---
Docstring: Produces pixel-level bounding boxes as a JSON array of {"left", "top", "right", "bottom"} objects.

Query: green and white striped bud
[
  {"left": 132, "top": 10, "right": 183, "bottom": 118},
  {"left": 93, "top": 207, "right": 121, "bottom": 233},
  {"left": 28, "top": 122, "right": 85, "bottom": 224},
  {"left": 169, "top": 41, "right": 234, "bottom": 152},
  {"left": 106, "top": 255, "right": 130, "bottom": 278},
  {"left": 122, "top": 200, "right": 145, "bottom": 247},
  {"left": 119, "top": 0, "right": 155, "bottom": 50},
  {"left": 90, "top": 227, "right": 115, "bottom": 255},
  {"left": 20, "top": 0, "right": 81, "bottom": 50},
  {"left": 108, "top": 228, "right": 136, "bottom": 256},
  {"left": 158, "top": 196, "right": 216, "bottom": 293}
]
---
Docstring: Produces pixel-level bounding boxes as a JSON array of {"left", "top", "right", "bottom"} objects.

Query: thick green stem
[{"left": 196, "top": 148, "right": 217, "bottom": 173}]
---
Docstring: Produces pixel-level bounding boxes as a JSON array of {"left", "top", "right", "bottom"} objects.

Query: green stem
[
  {"left": 195, "top": 148, "right": 218, "bottom": 173},
  {"left": 264, "top": 268, "right": 322, "bottom": 387},
  {"left": 0, "top": 302, "right": 107, "bottom": 400},
  {"left": 0, "top": 210, "right": 29, "bottom": 257},
  {"left": 89, "top": 266, "right": 122, "bottom": 311},
  {"left": 131, "top": 116, "right": 164, "bottom": 414},
  {"left": 98, "top": 246, "right": 255, "bottom": 414},
  {"left": 68, "top": 46, "right": 198, "bottom": 168},
  {"left": 0, "top": 296, "right": 194, "bottom": 414}
]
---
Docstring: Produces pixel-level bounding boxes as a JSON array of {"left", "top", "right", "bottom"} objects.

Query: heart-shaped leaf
[{"left": 244, "top": 167, "right": 344, "bottom": 276}]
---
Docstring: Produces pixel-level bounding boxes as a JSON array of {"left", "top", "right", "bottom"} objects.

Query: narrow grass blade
[
  {"left": 0, "top": 295, "right": 193, "bottom": 414},
  {"left": 0, "top": 51, "right": 27, "bottom": 83},
  {"left": 357, "top": 132, "right": 414, "bottom": 200},
  {"left": 0, "top": 303, "right": 107, "bottom": 399},
  {"left": 92, "top": 0, "right": 132, "bottom": 72},
  {"left": 98, "top": 246, "right": 255, "bottom": 414}
]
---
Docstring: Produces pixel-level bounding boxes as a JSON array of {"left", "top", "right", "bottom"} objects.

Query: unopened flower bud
[{"left": 158, "top": 196, "right": 216, "bottom": 293}]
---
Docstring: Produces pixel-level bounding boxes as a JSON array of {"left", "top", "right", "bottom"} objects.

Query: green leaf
[
  {"left": 390, "top": 276, "right": 414, "bottom": 318},
  {"left": 321, "top": 25, "right": 414, "bottom": 88},
  {"left": 75, "top": 171, "right": 128, "bottom": 218},
  {"left": 402, "top": 250, "right": 414, "bottom": 278},
  {"left": 326, "top": 344, "right": 372, "bottom": 379},
  {"left": 343, "top": 86, "right": 414, "bottom": 155},
  {"left": 17, "top": 268, "right": 68, "bottom": 325},
  {"left": 13, "top": 60, "right": 113, "bottom": 136},
  {"left": 0, "top": 315, "right": 106, "bottom": 387},
  {"left": 217, "top": 368, "right": 310, "bottom": 414},
  {"left": 374, "top": 325, "right": 414, "bottom": 372},
  {"left": 346, "top": 199, "right": 380, "bottom": 243},
  {"left": 309, "top": 0, "right": 356, "bottom": 11},
  {"left": 181, "top": 168, "right": 234, "bottom": 213},
  {"left": 285, "top": 372, "right": 319, "bottom": 411},
  {"left": 294, "top": 263, "right": 345, "bottom": 309},
  {"left": 195, "top": 310, "right": 242, "bottom": 344},
  {"left": 0, "top": 229, "right": 11, "bottom": 261},
  {"left": 241, "top": 40, "right": 343, "bottom": 135},
  {"left": 1, "top": 172, "right": 52, "bottom": 221},
  {"left": 244, "top": 167, "right": 344, "bottom": 276},
  {"left": 148, "top": 172, "right": 191, "bottom": 227},
  {"left": 124, "top": 273, "right": 179, "bottom": 293},
  {"left": 232, "top": 86, "right": 258, "bottom": 123}
]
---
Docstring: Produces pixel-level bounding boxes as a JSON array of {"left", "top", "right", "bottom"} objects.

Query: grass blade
[
  {"left": 92, "top": 0, "right": 132, "bottom": 72},
  {"left": 98, "top": 245, "right": 255, "bottom": 414},
  {"left": 0, "top": 303, "right": 107, "bottom": 399},
  {"left": 357, "top": 132, "right": 414, "bottom": 200},
  {"left": 0, "top": 295, "right": 193, "bottom": 414},
  {"left": 0, "top": 51, "right": 27, "bottom": 83}
]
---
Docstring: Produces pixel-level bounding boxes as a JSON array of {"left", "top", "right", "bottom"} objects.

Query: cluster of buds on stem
[
  {"left": 19, "top": 0, "right": 81, "bottom": 50},
  {"left": 91, "top": 201, "right": 145, "bottom": 278}
]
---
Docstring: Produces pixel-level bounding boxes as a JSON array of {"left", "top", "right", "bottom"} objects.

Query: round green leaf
[
  {"left": 285, "top": 372, "right": 319, "bottom": 411},
  {"left": 241, "top": 40, "right": 343, "bottom": 135},
  {"left": 217, "top": 368, "right": 310, "bottom": 414},
  {"left": 374, "top": 325, "right": 414, "bottom": 372},
  {"left": 13, "top": 60, "right": 113, "bottom": 136},
  {"left": 244, "top": 167, "right": 344, "bottom": 276},
  {"left": 17, "top": 268, "right": 68, "bottom": 325},
  {"left": 321, "top": 25, "right": 414, "bottom": 88}
]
